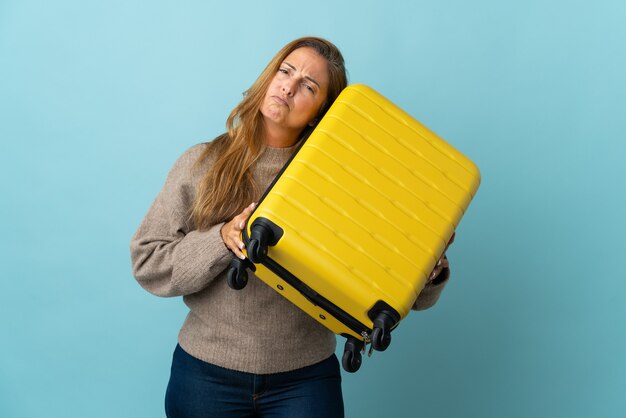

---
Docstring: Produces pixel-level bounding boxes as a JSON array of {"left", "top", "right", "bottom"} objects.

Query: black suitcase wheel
[
  {"left": 247, "top": 224, "right": 269, "bottom": 263},
  {"left": 227, "top": 259, "right": 249, "bottom": 290},
  {"left": 247, "top": 237, "right": 266, "bottom": 264},
  {"left": 342, "top": 337, "right": 364, "bottom": 373},
  {"left": 371, "top": 326, "right": 391, "bottom": 351},
  {"left": 371, "top": 311, "right": 396, "bottom": 351},
  {"left": 342, "top": 349, "right": 362, "bottom": 373},
  {"left": 246, "top": 218, "right": 284, "bottom": 264}
]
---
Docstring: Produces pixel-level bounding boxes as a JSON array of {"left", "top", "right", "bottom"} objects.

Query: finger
[
  {"left": 234, "top": 204, "right": 255, "bottom": 230},
  {"left": 232, "top": 229, "right": 245, "bottom": 249},
  {"left": 430, "top": 262, "right": 443, "bottom": 279},
  {"left": 240, "top": 202, "right": 256, "bottom": 228},
  {"left": 222, "top": 222, "right": 244, "bottom": 258},
  {"left": 446, "top": 232, "right": 456, "bottom": 250},
  {"left": 239, "top": 202, "right": 256, "bottom": 219},
  {"left": 233, "top": 247, "right": 246, "bottom": 260},
  {"left": 234, "top": 214, "right": 246, "bottom": 230},
  {"left": 230, "top": 237, "right": 246, "bottom": 260},
  {"left": 232, "top": 248, "right": 245, "bottom": 260}
]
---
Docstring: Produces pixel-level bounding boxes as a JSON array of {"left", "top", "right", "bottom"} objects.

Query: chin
[{"left": 262, "top": 107, "right": 286, "bottom": 123}]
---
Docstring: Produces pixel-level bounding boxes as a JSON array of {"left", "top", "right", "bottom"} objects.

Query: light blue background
[{"left": 1, "top": 1, "right": 625, "bottom": 417}]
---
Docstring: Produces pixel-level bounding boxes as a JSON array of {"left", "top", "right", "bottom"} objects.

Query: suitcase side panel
[
  {"left": 347, "top": 84, "right": 481, "bottom": 198},
  {"left": 247, "top": 84, "right": 481, "bottom": 330},
  {"left": 251, "top": 263, "right": 363, "bottom": 339}
]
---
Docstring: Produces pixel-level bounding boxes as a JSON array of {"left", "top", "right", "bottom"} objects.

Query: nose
[{"left": 281, "top": 79, "right": 297, "bottom": 96}]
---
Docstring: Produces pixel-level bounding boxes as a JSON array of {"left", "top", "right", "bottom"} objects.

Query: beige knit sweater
[{"left": 130, "top": 141, "right": 450, "bottom": 374}]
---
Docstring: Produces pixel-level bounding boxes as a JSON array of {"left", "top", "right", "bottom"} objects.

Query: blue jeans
[{"left": 165, "top": 344, "right": 344, "bottom": 418}]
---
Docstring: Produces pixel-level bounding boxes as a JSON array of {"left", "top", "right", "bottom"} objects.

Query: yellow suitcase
[{"left": 227, "top": 84, "right": 480, "bottom": 372}]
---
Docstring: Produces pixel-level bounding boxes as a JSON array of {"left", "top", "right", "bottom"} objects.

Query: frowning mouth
[{"left": 272, "top": 96, "right": 289, "bottom": 108}]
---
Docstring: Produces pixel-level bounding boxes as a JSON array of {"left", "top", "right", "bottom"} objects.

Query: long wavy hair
[{"left": 191, "top": 37, "right": 348, "bottom": 230}]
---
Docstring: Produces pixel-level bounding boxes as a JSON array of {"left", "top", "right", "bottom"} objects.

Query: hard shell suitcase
[{"left": 227, "top": 84, "right": 481, "bottom": 372}]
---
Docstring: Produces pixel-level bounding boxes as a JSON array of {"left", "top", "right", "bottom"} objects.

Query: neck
[{"left": 263, "top": 121, "right": 300, "bottom": 148}]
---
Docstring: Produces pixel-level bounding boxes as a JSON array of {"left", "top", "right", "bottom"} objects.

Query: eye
[
  {"left": 278, "top": 68, "right": 289, "bottom": 75},
  {"left": 302, "top": 83, "right": 315, "bottom": 93}
]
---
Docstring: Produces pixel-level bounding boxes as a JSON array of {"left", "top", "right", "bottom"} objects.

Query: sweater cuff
[
  {"left": 170, "top": 222, "right": 231, "bottom": 293},
  {"left": 412, "top": 267, "right": 450, "bottom": 311}
]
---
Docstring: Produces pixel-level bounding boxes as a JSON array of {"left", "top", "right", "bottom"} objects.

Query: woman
[{"left": 130, "top": 36, "right": 451, "bottom": 418}]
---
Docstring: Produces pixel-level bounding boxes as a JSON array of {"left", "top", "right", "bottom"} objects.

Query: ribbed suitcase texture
[{"left": 228, "top": 84, "right": 480, "bottom": 372}]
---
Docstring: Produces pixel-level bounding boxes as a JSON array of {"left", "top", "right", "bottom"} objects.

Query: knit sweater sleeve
[
  {"left": 412, "top": 266, "right": 450, "bottom": 311},
  {"left": 130, "top": 144, "right": 231, "bottom": 297}
]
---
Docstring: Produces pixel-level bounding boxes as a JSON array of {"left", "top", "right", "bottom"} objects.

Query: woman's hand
[
  {"left": 220, "top": 202, "right": 256, "bottom": 260},
  {"left": 428, "top": 232, "right": 455, "bottom": 281}
]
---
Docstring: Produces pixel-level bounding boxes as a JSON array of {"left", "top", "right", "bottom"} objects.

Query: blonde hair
[{"left": 191, "top": 37, "right": 348, "bottom": 230}]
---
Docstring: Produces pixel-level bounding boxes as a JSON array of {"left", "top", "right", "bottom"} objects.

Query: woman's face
[{"left": 260, "top": 47, "right": 329, "bottom": 140}]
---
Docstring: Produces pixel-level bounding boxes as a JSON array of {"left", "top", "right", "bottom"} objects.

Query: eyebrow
[{"left": 283, "top": 61, "right": 321, "bottom": 89}]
